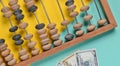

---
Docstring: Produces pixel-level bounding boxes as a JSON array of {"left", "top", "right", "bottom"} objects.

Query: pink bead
[
  {"left": 1, "top": 49, "right": 10, "bottom": 57},
  {"left": 61, "top": 20, "right": 69, "bottom": 26},
  {"left": 11, "top": 4, "right": 20, "bottom": 10},
  {"left": 39, "top": 34, "right": 48, "bottom": 39},
  {"left": 50, "top": 28, "right": 58, "bottom": 35},
  {"left": 20, "top": 54, "right": 29, "bottom": 61},
  {"left": 19, "top": 49, "right": 27, "bottom": 56},
  {"left": 80, "top": 6, "right": 90, "bottom": 12},
  {"left": 1, "top": 7, "right": 10, "bottom": 13},
  {"left": 26, "top": 0, "right": 35, "bottom": 8},
  {"left": 31, "top": 49, "right": 39, "bottom": 56},
  {"left": 47, "top": 23, "right": 56, "bottom": 30},
  {"left": 28, "top": 41, "right": 36, "bottom": 49},
  {"left": 42, "top": 44, "right": 52, "bottom": 51},
  {"left": 87, "top": 24, "right": 96, "bottom": 32},
  {"left": 3, "top": 11, "right": 12, "bottom": 18},
  {"left": 98, "top": 19, "right": 107, "bottom": 26},
  {"left": 40, "top": 38, "right": 50, "bottom": 46},
  {"left": 0, "top": 44, "right": 7, "bottom": 51},
  {"left": 7, "top": 58, "right": 16, "bottom": 66},
  {"left": 73, "top": 23, "right": 82, "bottom": 30},
  {"left": 76, "top": 30, "right": 84, "bottom": 37},
  {"left": 5, "top": 54, "right": 13, "bottom": 62},
  {"left": 84, "top": 14, "right": 93, "bottom": 21},
  {"left": 38, "top": 28, "right": 46, "bottom": 35},
  {"left": 9, "top": 0, "right": 18, "bottom": 6},
  {"left": 70, "top": 11, "right": 79, "bottom": 17},
  {"left": 51, "top": 34, "right": 60, "bottom": 40},
  {"left": 68, "top": 4, "right": 76, "bottom": 11},
  {"left": 54, "top": 39, "right": 62, "bottom": 46},
  {"left": 19, "top": 22, "right": 28, "bottom": 29},
  {"left": 24, "top": 34, "right": 33, "bottom": 40}
]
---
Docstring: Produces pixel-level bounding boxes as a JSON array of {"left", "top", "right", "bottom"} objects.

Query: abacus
[{"left": 0, "top": 0, "right": 117, "bottom": 66}]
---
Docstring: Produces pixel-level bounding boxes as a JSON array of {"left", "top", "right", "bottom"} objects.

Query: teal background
[{"left": 31, "top": 0, "right": 120, "bottom": 66}]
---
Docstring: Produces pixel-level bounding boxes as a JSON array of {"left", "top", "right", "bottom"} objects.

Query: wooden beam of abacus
[{"left": 14, "top": 0, "right": 117, "bottom": 66}]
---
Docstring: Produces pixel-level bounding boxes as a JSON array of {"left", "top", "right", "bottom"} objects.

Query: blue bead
[
  {"left": 28, "top": 5, "right": 38, "bottom": 13},
  {"left": 35, "top": 23, "right": 45, "bottom": 30},
  {"left": 9, "top": 26, "right": 18, "bottom": 32},
  {"left": 15, "top": 39, "right": 24, "bottom": 45},
  {"left": 13, "top": 9, "right": 22, "bottom": 15},
  {"left": 12, "top": 34, "right": 22, "bottom": 41},
  {"left": 65, "top": 34, "right": 74, "bottom": 42},
  {"left": 0, "top": 39, "right": 5, "bottom": 44},
  {"left": 15, "top": 14, "right": 24, "bottom": 21},
  {"left": 65, "top": 0, "right": 74, "bottom": 6}
]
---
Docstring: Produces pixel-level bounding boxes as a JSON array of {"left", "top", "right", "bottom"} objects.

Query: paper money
[
  {"left": 74, "top": 49, "right": 98, "bottom": 66},
  {"left": 57, "top": 49, "right": 98, "bottom": 66}
]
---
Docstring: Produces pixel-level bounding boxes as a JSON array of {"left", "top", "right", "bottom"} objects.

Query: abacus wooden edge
[
  {"left": 100, "top": 0, "right": 117, "bottom": 27},
  {"left": 14, "top": 0, "right": 117, "bottom": 66}
]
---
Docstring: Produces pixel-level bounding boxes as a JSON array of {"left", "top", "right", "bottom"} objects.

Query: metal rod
[
  {"left": 81, "top": 0, "right": 85, "bottom": 6},
  {"left": 0, "top": 0, "right": 5, "bottom": 7},
  {"left": 40, "top": 0, "right": 51, "bottom": 24},
  {"left": 66, "top": 26, "right": 69, "bottom": 34},
  {"left": 56, "top": 0, "right": 65, "bottom": 20},
  {"left": 93, "top": 0, "right": 102, "bottom": 20},
  {"left": 75, "top": 16, "right": 78, "bottom": 24},
  {"left": 8, "top": 18, "right": 14, "bottom": 27},
  {"left": 33, "top": 12, "right": 40, "bottom": 24},
  {"left": 56, "top": 0, "right": 70, "bottom": 34}
]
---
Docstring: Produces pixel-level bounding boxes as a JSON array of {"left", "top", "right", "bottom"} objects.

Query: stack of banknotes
[{"left": 57, "top": 49, "right": 98, "bottom": 66}]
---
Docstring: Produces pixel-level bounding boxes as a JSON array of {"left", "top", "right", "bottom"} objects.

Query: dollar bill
[
  {"left": 57, "top": 54, "right": 77, "bottom": 66},
  {"left": 57, "top": 49, "right": 98, "bottom": 66},
  {"left": 74, "top": 49, "right": 98, "bottom": 66}
]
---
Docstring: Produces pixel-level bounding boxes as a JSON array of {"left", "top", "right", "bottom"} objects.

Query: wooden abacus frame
[{"left": 14, "top": 0, "right": 117, "bottom": 66}]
